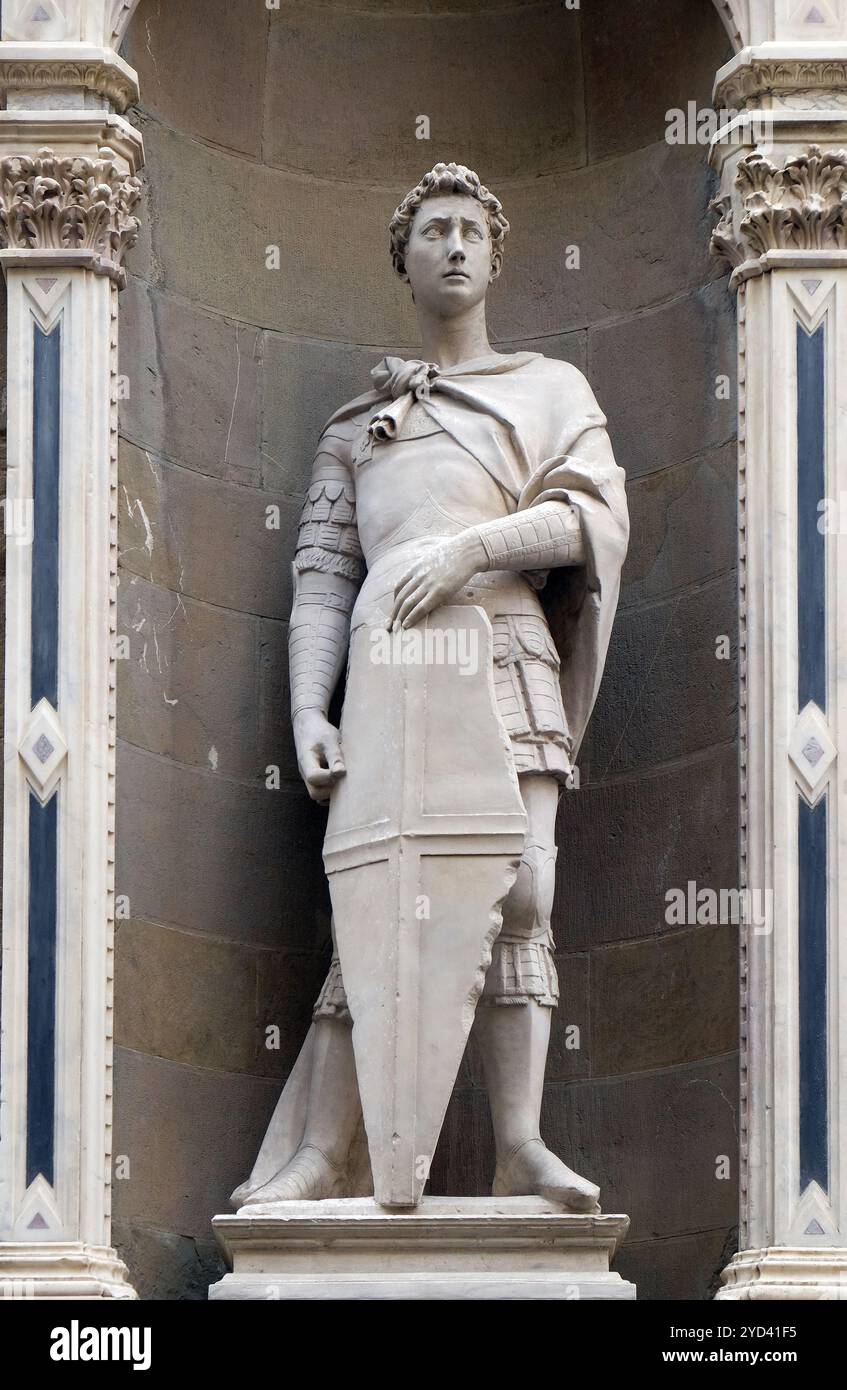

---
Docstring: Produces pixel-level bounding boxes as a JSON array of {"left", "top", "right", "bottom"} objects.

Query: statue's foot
[
  {"left": 492, "top": 1138, "right": 600, "bottom": 1212},
  {"left": 240, "top": 1144, "right": 345, "bottom": 1206}
]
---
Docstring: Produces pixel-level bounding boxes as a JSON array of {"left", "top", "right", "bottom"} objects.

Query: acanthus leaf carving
[
  {"left": 0, "top": 145, "right": 142, "bottom": 284},
  {"left": 709, "top": 194, "right": 746, "bottom": 268},
  {"left": 711, "top": 146, "right": 847, "bottom": 276},
  {"left": 0, "top": 59, "right": 138, "bottom": 112}
]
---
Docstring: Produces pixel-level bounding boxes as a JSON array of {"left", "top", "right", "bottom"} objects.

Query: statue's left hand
[{"left": 389, "top": 531, "right": 488, "bottom": 629}]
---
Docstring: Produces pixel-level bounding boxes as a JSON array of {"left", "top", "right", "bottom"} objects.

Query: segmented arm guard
[
  {"left": 289, "top": 459, "right": 363, "bottom": 720},
  {"left": 471, "top": 499, "right": 585, "bottom": 573}
]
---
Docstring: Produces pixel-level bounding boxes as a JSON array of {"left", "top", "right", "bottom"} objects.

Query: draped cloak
[
  {"left": 328, "top": 351, "right": 630, "bottom": 761},
  {"left": 230, "top": 352, "right": 629, "bottom": 1207}
]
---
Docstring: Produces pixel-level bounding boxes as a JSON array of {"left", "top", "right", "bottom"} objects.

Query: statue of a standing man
[{"left": 233, "top": 163, "right": 629, "bottom": 1213}]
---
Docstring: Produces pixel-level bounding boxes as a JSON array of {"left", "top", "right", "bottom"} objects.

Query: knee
[{"left": 501, "top": 840, "right": 558, "bottom": 940}]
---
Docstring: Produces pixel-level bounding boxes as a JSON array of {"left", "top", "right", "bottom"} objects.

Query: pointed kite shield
[{"left": 323, "top": 604, "right": 527, "bottom": 1208}]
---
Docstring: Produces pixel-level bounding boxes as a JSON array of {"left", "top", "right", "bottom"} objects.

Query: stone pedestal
[{"left": 209, "top": 1198, "right": 635, "bottom": 1301}]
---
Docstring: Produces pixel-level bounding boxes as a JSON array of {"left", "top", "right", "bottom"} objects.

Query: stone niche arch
[
  {"left": 108, "top": 0, "right": 738, "bottom": 1299},
  {"left": 114, "top": 0, "right": 751, "bottom": 52},
  {"left": 713, "top": 0, "right": 748, "bottom": 50},
  {"left": 4, "top": 0, "right": 847, "bottom": 1306}
]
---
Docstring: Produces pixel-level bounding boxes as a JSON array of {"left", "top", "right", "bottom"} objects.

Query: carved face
[{"left": 403, "top": 193, "right": 500, "bottom": 317}]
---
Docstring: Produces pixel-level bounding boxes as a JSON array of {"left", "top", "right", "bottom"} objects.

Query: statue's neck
[{"left": 416, "top": 302, "right": 495, "bottom": 370}]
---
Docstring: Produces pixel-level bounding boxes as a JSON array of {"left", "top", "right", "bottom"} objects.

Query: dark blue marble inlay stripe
[
  {"left": 797, "top": 323, "right": 826, "bottom": 713},
  {"left": 26, "top": 790, "right": 58, "bottom": 1188},
  {"left": 798, "top": 794, "right": 828, "bottom": 1194},
  {"left": 31, "top": 321, "right": 61, "bottom": 709}
]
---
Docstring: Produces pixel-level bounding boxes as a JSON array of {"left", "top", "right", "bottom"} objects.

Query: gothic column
[
  {"left": 710, "top": 36, "right": 847, "bottom": 1297},
  {"left": 0, "top": 0, "right": 142, "bottom": 1298}
]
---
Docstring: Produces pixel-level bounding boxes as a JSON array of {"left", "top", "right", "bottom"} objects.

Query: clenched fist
[{"left": 293, "top": 709, "right": 346, "bottom": 805}]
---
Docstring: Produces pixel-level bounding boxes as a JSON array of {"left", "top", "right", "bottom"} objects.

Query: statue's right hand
[{"left": 293, "top": 710, "right": 346, "bottom": 805}]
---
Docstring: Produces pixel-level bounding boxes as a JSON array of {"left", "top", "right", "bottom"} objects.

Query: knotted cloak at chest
[{"left": 323, "top": 351, "right": 630, "bottom": 761}]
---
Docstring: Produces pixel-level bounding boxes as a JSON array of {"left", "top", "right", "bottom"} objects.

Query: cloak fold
[{"left": 325, "top": 351, "right": 630, "bottom": 759}]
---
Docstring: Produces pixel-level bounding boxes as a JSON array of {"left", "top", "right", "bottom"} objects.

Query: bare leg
[
  {"left": 243, "top": 1016, "right": 361, "bottom": 1204},
  {"left": 475, "top": 775, "right": 600, "bottom": 1212}
]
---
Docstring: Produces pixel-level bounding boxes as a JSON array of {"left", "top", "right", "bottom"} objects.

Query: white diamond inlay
[
  {"left": 19, "top": 698, "right": 67, "bottom": 801},
  {"left": 789, "top": 702, "right": 836, "bottom": 804}
]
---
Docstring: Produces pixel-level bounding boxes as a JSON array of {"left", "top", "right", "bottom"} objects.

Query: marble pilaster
[
  {"left": 710, "top": 29, "right": 847, "bottom": 1297},
  {"left": 0, "top": 0, "right": 142, "bottom": 1299}
]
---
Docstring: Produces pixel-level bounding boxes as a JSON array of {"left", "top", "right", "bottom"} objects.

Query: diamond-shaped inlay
[
  {"left": 789, "top": 702, "right": 836, "bottom": 804},
  {"left": 19, "top": 698, "right": 67, "bottom": 802},
  {"left": 32, "top": 732, "right": 54, "bottom": 764},
  {"left": 802, "top": 737, "right": 825, "bottom": 766}
]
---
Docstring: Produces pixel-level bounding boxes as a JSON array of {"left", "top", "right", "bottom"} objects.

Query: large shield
[{"left": 324, "top": 604, "right": 526, "bottom": 1207}]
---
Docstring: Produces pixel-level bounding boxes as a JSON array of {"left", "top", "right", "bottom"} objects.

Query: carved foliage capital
[
  {"left": 0, "top": 59, "right": 138, "bottom": 113},
  {"left": 716, "top": 60, "right": 847, "bottom": 114},
  {"left": 711, "top": 145, "right": 847, "bottom": 276},
  {"left": 0, "top": 144, "right": 141, "bottom": 282}
]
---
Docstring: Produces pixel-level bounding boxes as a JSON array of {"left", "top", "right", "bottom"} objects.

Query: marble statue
[{"left": 232, "top": 163, "right": 629, "bottom": 1214}]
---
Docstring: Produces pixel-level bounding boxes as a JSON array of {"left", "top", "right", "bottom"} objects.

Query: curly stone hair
[{"left": 388, "top": 162, "right": 510, "bottom": 280}]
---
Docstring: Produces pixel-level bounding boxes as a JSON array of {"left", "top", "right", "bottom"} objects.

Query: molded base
[
  {"left": 717, "top": 1246, "right": 847, "bottom": 1300},
  {"left": 210, "top": 1196, "right": 636, "bottom": 1301},
  {"left": 0, "top": 1242, "right": 137, "bottom": 1299}
]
